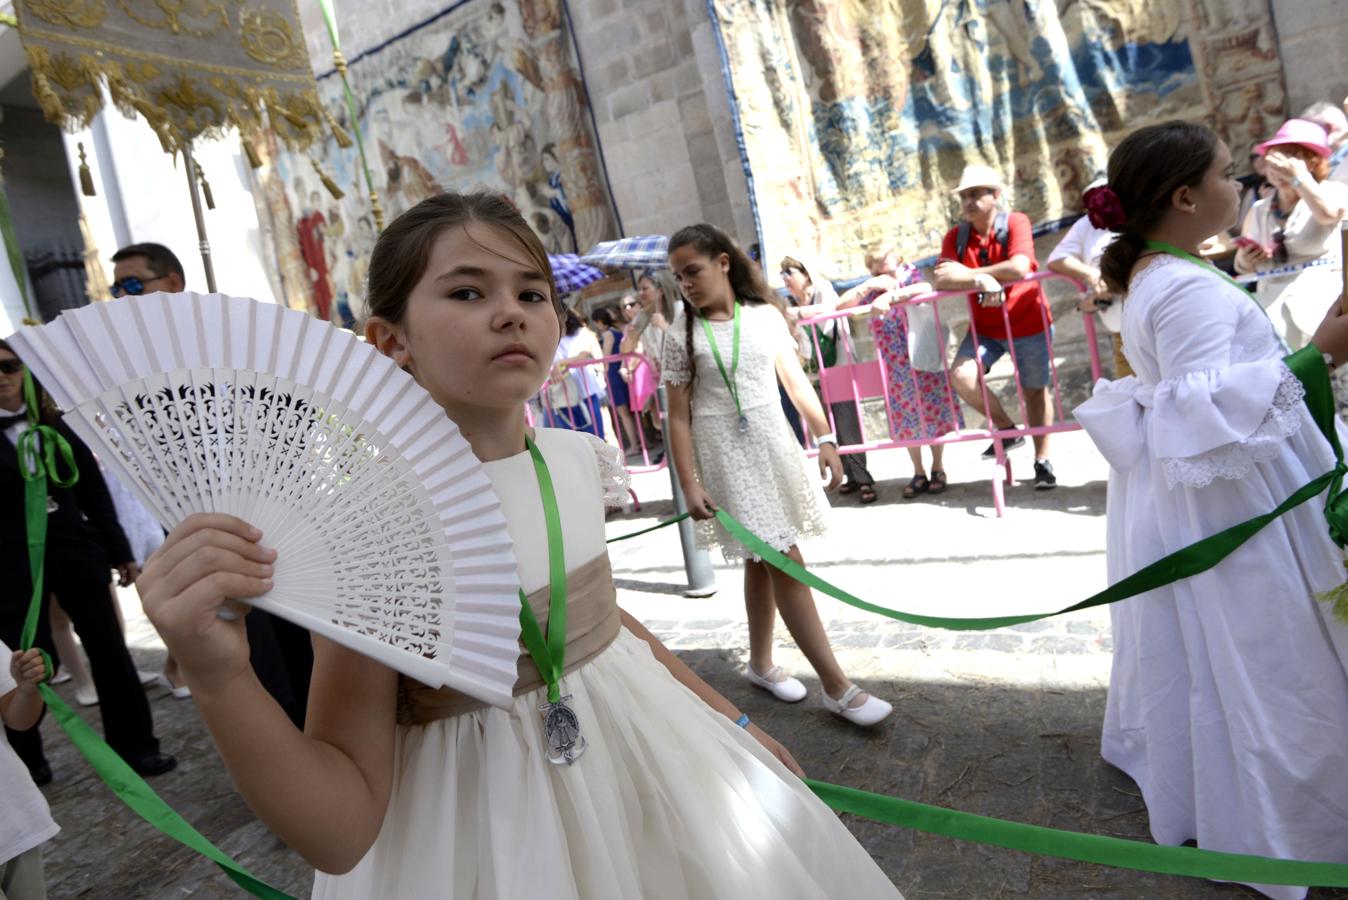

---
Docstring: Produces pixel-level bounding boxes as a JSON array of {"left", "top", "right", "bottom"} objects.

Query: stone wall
[{"left": 1270, "top": 0, "right": 1348, "bottom": 115}]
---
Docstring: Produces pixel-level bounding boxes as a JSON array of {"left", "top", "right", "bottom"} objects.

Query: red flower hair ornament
[{"left": 1083, "top": 185, "right": 1127, "bottom": 231}]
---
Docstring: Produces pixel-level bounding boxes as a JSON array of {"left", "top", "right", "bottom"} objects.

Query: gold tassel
[
  {"left": 31, "top": 69, "right": 64, "bottom": 124},
  {"left": 197, "top": 167, "right": 215, "bottom": 210},
  {"left": 242, "top": 136, "right": 262, "bottom": 170},
  {"left": 369, "top": 190, "right": 385, "bottom": 232},
  {"left": 312, "top": 158, "right": 344, "bottom": 199},
  {"left": 332, "top": 49, "right": 349, "bottom": 80},
  {"left": 324, "top": 107, "right": 353, "bottom": 149},
  {"left": 76, "top": 142, "right": 96, "bottom": 196}
]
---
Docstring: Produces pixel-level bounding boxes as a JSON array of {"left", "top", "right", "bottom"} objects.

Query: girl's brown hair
[
  {"left": 0, "top": 339, "right": 60, "bottom": 424},
  {"left": 668, "top": 224, "right": 781, "bottom": 385},
  {"left": 365, "top": 191, "right": 562, "bottom": 325},
  {"left": 1099, "top": 121, "right": 1220, "bottom": 295}
]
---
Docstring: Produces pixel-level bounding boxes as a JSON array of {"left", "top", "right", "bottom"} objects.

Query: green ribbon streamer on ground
[
  {"left": 616, "top": 347, "right": 1348, "bottom": 633},
  {"left": 807, "top": 780, "right": 1348, "bottom": 887},
  {"left": 15, "top": 370, "right": 294, "bottom": 899}
]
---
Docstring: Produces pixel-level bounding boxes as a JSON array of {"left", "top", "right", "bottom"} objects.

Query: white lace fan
[{"left": 7, "top": 292, "right": 522, "bottom": 708}]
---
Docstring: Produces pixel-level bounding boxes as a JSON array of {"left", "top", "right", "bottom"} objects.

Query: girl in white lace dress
[
  {"left": 1075, "top": 122, "right": 1348, "bottom": 900},
  {"left": 663, "top": 224, "right": 892, "bottom": 727},
  {"left": 137, "top": 194, "right": 903, "bottom": 899}
]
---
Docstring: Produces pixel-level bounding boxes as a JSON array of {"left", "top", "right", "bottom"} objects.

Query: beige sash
[{"left": 397, "top": 554, "right": 620, "bottom": 725}]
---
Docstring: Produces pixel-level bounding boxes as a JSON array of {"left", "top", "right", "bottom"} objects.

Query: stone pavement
[{"left": 28, "top": 306, "right": 1348, "bottom": 898}]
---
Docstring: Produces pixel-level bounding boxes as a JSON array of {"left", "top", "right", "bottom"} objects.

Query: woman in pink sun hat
[{"left": 1234, "top": 118, "right": 1348, "bottom": 348}]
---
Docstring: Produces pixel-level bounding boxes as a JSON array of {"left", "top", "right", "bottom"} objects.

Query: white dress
[
  {"left": 312, "top": 428, "right": 900, "bottom": 899},
  {"left": 1075, "top": 255, "right": 1348, "bottom": 900},
  {"left": 662, "top": 303, "right": 828, "bottom": 561}
]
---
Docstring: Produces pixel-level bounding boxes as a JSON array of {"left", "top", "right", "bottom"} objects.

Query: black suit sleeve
[{"left": 59, "top": 422, "right": 134, "bottom": 566}]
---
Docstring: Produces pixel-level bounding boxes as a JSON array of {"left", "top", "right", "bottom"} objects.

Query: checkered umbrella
[
  {"left": 548, "top": 254, "right": 605, "bottom": 293},
  {"left": 580, "top": 235, "right": 670, "bottom": 270}
]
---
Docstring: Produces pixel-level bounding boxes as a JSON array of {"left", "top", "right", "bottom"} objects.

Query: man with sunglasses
[
  {"left": 933, "top": 165, "right": 1057, "bottom": 489},
  {"left": 110, "top": 243, "right": 186, "bottom": 299}
]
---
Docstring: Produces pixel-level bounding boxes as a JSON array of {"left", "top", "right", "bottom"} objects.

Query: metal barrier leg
[{"left": 658, "top": 386, "right": 718, "bottom": 597}]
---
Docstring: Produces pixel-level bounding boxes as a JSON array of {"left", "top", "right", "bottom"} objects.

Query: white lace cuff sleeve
[
  {"left": 1157, "top": 362, "right": 1304, "bottom": 489},
  {"left": 578, "top": 432, "right": 631, "bottom": 506}
]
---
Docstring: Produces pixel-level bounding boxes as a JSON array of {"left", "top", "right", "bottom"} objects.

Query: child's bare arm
[{"left": 2, "top": 649, "right": 48, "bottom": 732}]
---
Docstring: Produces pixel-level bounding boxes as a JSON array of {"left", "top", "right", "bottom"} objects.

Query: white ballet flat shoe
[
  {"left": 136, "top": 669, "right": 159, "bottom": 686},
  {"left": 156, "top": 673, "right": 192, "bottom": 700},
  {"left": 49, "top": 668, "right": 72, "bottom": 685},
  {"left": 743, "top": 664, "right": 807, "bottom": 703},
  {"left": 822, "top": 685, "right": 892, "bottom": 726},
  {"left": 74, "top": 684, "right": 99, "bottom": 707}
]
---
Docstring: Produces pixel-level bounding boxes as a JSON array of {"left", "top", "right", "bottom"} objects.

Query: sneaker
[
  {"left": 744, "top": 664, "right": 807, "bottom": 703},
  {"left": 981, "top": 435, "right": 1025, "bottom": 459},
  {"left": 1033, "top": 459, "right": 1057, "bottom": 490}
]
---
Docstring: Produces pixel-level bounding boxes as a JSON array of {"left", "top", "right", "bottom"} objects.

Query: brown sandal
[
  {"left": 902, "top": 475, "right": 930, "bottom": 499},
  {"left": 928, "top": 470, "right": 948, "bottom": 494},
  {"left": 859, "top": 484, "right": 878, "bottom": 504},
  {"left": 838, "top": 482, "right": 859, "bottom": 495}
]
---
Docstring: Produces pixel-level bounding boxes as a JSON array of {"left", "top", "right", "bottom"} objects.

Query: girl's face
[
  {"left": 669, "top": 245, "right": 731, "bottom": 311},
  {"left": 780, "top": 267, "right": 810, "bottom": 303},
  {"left": 369, "top": 223, "right": 560, "bottom": 415},
  {"left": 1185, "top": 140, "right": 1241, "bottom": 234},
  {"left": 0, "top": 349, "right": 23, "bottom": 411},
  {"left": 637, "top": 277, "right": 660, "bottom": 311},
  {"left": 868, "top": 253, "right": 901, "bottom": 278}
]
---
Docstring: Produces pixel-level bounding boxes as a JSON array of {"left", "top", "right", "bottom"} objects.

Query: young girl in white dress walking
[
  {"left": 662, "top": 224, "right": 892, "bottom": 726},
  {"left": 136, "top": 194, "right": 903, "bottom": 898},
  {"left": 1075, "top": 121, "right": 1348, "bottom": 900}
]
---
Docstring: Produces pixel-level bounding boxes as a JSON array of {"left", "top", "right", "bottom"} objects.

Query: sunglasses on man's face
[
  {"left": 110, "top": 274, "right": 168, "bottom": 298},
  {"left": 0, "top": 360, "right": 24, "bottom": 375}
]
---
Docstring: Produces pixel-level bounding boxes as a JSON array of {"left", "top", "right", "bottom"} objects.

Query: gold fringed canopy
[{"left": 15, "top": 0, "right": 327, "bottom": 153}]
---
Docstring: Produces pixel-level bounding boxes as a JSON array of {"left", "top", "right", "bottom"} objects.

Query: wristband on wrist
[
  {"left": 735, "top": 713, "right": 751, "bottom": 728},
  {"left": 815, "top": 432, "right": 837, "bottom": 446}
]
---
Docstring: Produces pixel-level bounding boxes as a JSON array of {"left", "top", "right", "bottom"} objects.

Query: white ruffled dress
[
  {"left": 311, "top": 428, "right": 900, "bottom": 899},
  {"left": 1075, "top": 255, "right": 1348, "bottom": 900},
  {"left": 662, "top": 303, "right": 829, "bottom": 562}
]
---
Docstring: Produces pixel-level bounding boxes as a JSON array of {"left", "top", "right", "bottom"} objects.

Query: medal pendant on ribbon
[
  {"left": 737, "top": 414, "right": 749, "bottom": 433},
  {"left": 540, "top": 693, "right": 585, "bottom": 765}
]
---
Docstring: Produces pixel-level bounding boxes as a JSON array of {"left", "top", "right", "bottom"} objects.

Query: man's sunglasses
[
  {"left": 111, "top": 274, "right": 168, "bottom": 298},
  {"left": 0, "top": 360, "right": 25, "bottom": 375}
]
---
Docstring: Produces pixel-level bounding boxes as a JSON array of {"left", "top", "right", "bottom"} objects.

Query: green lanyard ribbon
[
  {"left": 14, "top": 368, "right": 294, "bottom": 899},
  {"left": 700, "top": 303, "right": 745, "bottom": 423},
  {"left": 518, "top": 436, "right": 568, "bottom": 703}
]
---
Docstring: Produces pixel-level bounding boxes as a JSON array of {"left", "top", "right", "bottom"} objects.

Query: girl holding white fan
[{"left": 136, "top": 194, "right": 902, "bottom": 898}]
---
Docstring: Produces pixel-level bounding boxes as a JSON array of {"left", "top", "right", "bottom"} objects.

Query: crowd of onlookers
[{"left": 550, "top": 96, "right": 1348, "bottom": 506}]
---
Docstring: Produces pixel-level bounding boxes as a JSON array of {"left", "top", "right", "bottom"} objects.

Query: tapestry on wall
[
  {"left": 710, "top": 0, "right": 1288, "bottom": 275},
  {"left": 253, "top": 0, "right": 618, "bottom": 324}
]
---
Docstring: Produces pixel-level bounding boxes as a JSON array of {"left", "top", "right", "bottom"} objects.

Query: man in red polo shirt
[{"left": 933, "top": 165, "right": 1057, "bottom": 489}]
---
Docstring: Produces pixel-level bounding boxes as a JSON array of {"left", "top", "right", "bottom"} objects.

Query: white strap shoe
[
  {"left": 743, "top": 664, "right": 807, "bottom": 703},
  {"left": 822, "top": 685, "right": 892, "bottom": 726}
]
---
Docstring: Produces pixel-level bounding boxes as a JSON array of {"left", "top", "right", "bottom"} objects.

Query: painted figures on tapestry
[
  {"left": 251, "top": 0, "right": 617, "bottom": 323},
  {"left": 713, "top": 0, "right": 1287, "bottom": 272}
]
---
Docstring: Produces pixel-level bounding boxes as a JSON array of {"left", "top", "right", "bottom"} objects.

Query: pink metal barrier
[
  {"left": 798, "top": 271, "right": 1101, "bottom": 517},
  {"left": 530, "top": 350, "right": 668, "bottom": 509}
]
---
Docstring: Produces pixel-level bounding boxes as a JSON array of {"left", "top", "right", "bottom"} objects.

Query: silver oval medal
[{"left": 540, "top": 695, "right": 585, "bottom": 765}]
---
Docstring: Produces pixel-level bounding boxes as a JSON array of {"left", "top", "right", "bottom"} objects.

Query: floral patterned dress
[{"left": 869, "top": 265, "right": 964, "bottom": 441}]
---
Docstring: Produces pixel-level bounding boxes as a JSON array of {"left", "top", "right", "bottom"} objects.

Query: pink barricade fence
[
  {"left": 529, "top": 350, "right": 668, "bottom": 510},
  {"left": 798, "top": 271, "right": 1101, "bottom": 517}
]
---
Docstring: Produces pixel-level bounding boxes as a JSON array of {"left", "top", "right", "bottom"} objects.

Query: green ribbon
[
  {"left": 807, "top": 779, "right": 1348, "bottom": 887},
  {"left": 518, "top": 436, "right": 568, "bottom": 703},
  {"left": 700, "top": 302, "right": 745, "bottom": 423},
  {"left": 13, "top": 368, "right": 294, "bottom": 899},
  {"left": 606, "top": 512, "right": 692, "bottom": 543}
]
